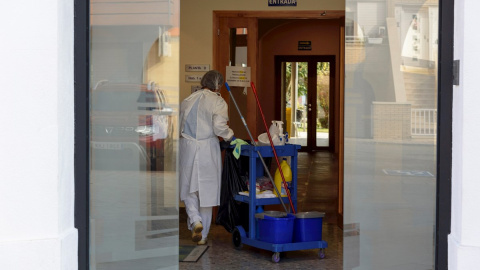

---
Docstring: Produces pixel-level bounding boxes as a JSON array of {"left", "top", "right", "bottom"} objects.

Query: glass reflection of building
[
  {"left": 89, "top": 0, "right": 180, "bottom": 268},
  {"left": 344, "top": 1, "right": 438, "bottom": 269},
  {"left": 345, "top": 0, "right": 438, "bottom": 140}
]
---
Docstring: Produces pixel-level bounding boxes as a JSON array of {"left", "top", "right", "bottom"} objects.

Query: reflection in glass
[
  {"left": 89, "top": 0, "right": 179, "bottom": 269},
  {"left": 344, "top": 0, "right": 438, "bottom": 269},
  {"left": 230, "top": 28, "right": 248, "bottom": 67}
]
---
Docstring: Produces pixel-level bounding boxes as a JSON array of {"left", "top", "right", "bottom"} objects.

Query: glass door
[
  {"left": 89, "top": 0, "right": 179, "bottom": 268},
  {"left": 277, "top": 56, "right": 335, "bottom": 151},
  {"left": 344, "top": 0, "right": 439, "bottom": 269}
]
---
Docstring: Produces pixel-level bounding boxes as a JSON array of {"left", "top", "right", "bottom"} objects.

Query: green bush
[{"left": 319, "top": 117, "right": 328, "bottom": 129}]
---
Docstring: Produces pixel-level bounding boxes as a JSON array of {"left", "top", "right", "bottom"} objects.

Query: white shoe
[
  {"left": 191, "top": 222, "right": 203, "bottom": 242},
  {"left": 197, "top": 238, "right": 208, "bottom": 245}
]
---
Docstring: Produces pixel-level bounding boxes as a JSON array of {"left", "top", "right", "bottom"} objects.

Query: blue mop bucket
[
  {"left": 257, "top": 213, "right": 295, "bottom": 244},
  {"left": 293, "top": 211, "right": 325, "bottom": 242},
  {"left": 255, "top": 211, "right": 287, "bottom": 239}
]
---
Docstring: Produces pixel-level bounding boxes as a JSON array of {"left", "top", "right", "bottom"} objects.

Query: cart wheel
[
  {"left": 232, "top": 228, "right": 243, "bottom": 250},
  {"left": 272, "top": 252, "right": 281, "bottom": 263},
  {"left": 318, "top": 248, "right": 326, "bottom": 259}
]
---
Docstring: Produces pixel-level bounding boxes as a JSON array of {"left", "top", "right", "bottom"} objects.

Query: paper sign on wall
[{"left": 225, "top": 66, "right": 251, "bottom": 87}]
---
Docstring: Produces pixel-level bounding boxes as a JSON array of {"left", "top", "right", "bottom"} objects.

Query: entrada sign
[{"left": 268, "top": 0, "right": 297, "bottom": 7}]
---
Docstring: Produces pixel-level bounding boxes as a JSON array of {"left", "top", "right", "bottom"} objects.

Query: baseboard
[
  {"left": 448, "top": 234, "right": 480, "bottom": 270},
  {"left": 0, "top": 228, "right": 78, "bottom": 270},
  {"left": 61, "top": 228, "right": 79, "bottom": 269}
]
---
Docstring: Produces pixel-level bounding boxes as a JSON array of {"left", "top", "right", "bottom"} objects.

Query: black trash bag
[
  {"left": 216, "top": 147, "right": 250, "bottom": 233},
  {"left": 219, "top": 140, "right": 231, "bottom": 150}
]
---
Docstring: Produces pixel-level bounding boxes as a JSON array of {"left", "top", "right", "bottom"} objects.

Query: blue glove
[{"left": 230, "top": 138, "right": 249, "bottom": 159}]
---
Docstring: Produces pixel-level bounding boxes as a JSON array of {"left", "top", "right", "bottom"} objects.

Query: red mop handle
[{"left": 250, "top": 82, "right": 296, "bottom": 214}]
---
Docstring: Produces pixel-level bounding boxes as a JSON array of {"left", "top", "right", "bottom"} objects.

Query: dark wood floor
[{"left": 297, "top": 151, "right": 338, "bottom": 225}]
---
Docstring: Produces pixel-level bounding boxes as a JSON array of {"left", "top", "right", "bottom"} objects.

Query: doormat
[{"left": 179, "top": 245, "right": 209, "bottom": 262}]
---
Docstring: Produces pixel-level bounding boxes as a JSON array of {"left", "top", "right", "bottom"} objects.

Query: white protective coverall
[{"left": 179, "top": 89, "right": 233, "bottom": 236}]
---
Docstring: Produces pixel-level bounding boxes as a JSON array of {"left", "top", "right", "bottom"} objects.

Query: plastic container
[
  {"left": 274, "top": 159, "right": 292, "bottom": 197},
  {"left": 256, "top": 213, "right": 295, "bottom": 244},
  {"left": 255, "top": 211, "right": 287, "bottom": 239},
  {"left": 258, "top": 132, "right": 285, "bottom": 146},
  {"left": 293, "top": 211, "right": 325, "bottom": 242}
]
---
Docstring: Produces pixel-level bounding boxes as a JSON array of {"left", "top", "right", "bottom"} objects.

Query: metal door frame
[
  {"left": 74, "top": 0, "right": 453, "bottom": 268},
  {"left": 74, "top": 0, "right": 90, "bottom": 268}
]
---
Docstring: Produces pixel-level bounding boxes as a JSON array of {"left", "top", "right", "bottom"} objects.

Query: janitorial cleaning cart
[
  {"left": 224, "top": 82, "right": 327, "bottom": 263},
  {"left": 231, "top": 144, "right": 328, "bottom": 263}
]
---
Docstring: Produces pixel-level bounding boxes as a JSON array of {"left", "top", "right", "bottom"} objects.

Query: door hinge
[
  {"left": 218, "top": 29, "right": 220, "bottom": 36},
  {"left": 453, "top": 59, "right": 460, "bottom": 86}
]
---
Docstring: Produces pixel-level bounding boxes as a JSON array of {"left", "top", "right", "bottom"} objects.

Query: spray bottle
[{"left": 269, "top": 121, "right": 285, "bottom": 145}]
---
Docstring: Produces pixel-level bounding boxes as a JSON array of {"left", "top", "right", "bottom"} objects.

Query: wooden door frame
[
  {"left": 213, "top": 10, "right": 345, "bottom": 139},
  {"left": 274, "top": 55, "right": 336, "bottom": 152}
]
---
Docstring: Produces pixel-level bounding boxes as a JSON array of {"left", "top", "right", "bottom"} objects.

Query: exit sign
[{"left": 298, "top": 41, "right": 312, "bottom": 51}]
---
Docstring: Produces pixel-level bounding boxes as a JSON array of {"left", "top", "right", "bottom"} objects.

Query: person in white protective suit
[{"left": 179, "top": 70, "right": 235, "bottom": 245}]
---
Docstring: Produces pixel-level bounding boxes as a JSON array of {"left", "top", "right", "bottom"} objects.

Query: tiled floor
[{"left": 179, "top": 151, "right": 343, "bottom": 269}]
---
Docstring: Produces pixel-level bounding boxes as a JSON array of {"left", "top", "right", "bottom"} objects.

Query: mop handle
[
  {"left": 225, "top": 82, "right": 289, "bottom": 214},
  {"left": 250, "top": 82, "right": 296, "bottom": 214}
]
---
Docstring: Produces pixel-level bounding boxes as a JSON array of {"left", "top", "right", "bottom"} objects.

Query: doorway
[
  {"left": 275, "top": 55, "right": 335, "bottom": 152},
  {"left": 74, "top": 1, "right": 452, "bottom": 268}
]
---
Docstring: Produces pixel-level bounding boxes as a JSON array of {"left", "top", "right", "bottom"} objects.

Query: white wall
[
  {"left": 449, "top": 0, "right": 480, "bottom": 269},
  {"left": 0, "top": 0, "right": 77, "bottom": 269}
]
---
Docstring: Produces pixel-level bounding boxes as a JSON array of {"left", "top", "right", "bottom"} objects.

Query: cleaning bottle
[
  {"left": 269, "top": 121, "right": 285, "bottom": 145},
  {"left": 274, "top": 158, "right": 292, "bottom": 197}
]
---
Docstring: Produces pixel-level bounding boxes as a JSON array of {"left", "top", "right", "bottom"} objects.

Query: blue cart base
[
  {"left": 233, "top": 225, "right": 328, "bottom": 262},
  {"left": 233, "top": 144, "right": 328, "bottom": 263}
]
